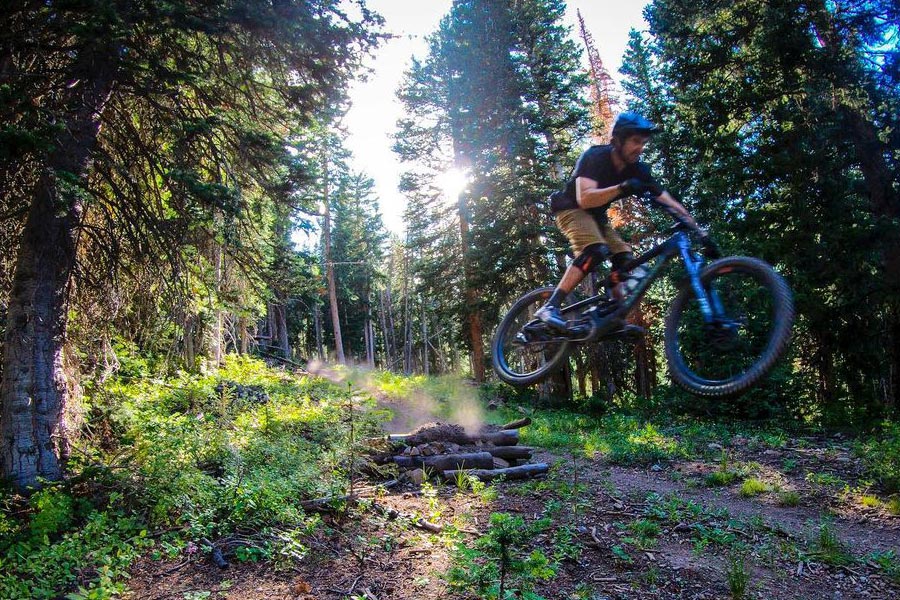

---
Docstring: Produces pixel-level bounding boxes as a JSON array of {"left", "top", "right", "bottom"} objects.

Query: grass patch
[
  {"left": 726, "top": 552, "right": 751, "bottom": 599},
  {"left": 488, "top": 409, "right": 688, "bottom": 466},
  {"left": 777, "top": 490, "right": 801, "bottom": 507},
  {"left": 858, "top": 494, "right": 882, "bottom": 509},
  {"left": 812, "top": 521, "right": 854, "bottom": 567},
  {"left": 739, "top": 478, "right": 771, "bottom": 497},
  {"left": 888, "top": 497, "right": 900, "bottom": 516},
  {"left": 706, "top": 469, "right": 740, "bottom": 487}
]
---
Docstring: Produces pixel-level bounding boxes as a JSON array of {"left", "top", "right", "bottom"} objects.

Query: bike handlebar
[{"left": 642, "top": 194, "right": 722, "bottom": 259}]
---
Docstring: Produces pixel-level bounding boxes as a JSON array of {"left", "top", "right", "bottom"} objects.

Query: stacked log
[{"left": 379, "top": 418, "right": 548, "bottom": 484}]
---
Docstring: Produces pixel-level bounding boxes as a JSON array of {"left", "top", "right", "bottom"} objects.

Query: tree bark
[
  {"left": 632, "top": 307, "right": 655, "bottom": 399},
  {"left": 321, "top": 157, "right": 345, "bottom": 364},
  {"left": 1, "top": 42, "right": 117, "bottom": 490},
  {"left": 443, "top": 463, "right": 549, "bottom": 482}
]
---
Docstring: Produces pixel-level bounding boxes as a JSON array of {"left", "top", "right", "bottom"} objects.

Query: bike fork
[{"left": 679, "top": 237, "right": 717, "bottom": 323}]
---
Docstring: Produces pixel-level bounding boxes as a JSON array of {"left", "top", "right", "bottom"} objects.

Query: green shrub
[
  {"left": 29, "top": 488, "right": 76, "bottom": 541},
  {"left": 0, "top": 506, "right": 149, "bottom": 600},
  {"left": 445, "top": 513, "right": 555, "bottom": 599},
  {"left": 0, "top": 355, "right": 390, "bottom": 599},
  {"left": 856, "top": 423, "right": 900, "bottom": 494}
]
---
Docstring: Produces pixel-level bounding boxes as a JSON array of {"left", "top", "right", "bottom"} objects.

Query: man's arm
[
  {"left": 575, "top": 176, "right": 622, "bottom": 210},
  {"left": 652, "top": 190, "right": 700, "bottom": 229}
]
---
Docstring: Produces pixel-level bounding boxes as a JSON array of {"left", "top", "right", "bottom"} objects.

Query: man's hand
[
  {"left": 619, "top": 178, "right": 661, "bottom": 197},
  {"left": 699, "top": 231, "right": 722, "bottom": 259}
]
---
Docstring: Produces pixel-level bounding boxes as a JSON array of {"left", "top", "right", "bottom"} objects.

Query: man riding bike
[{"left": 535, "top": 111, "right": 701, "bottom": 332}]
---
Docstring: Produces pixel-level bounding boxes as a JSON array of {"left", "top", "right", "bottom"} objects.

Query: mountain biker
[{"left": 535, "top": 111, "right": 700, "bottom": 331}]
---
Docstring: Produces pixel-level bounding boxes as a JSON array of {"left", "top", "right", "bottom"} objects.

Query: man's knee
[
  {"left": 572, "top": 243, "right": 609, "bottom": 273},
  {"left": 611, "top": 251, "right": 634, "bottom": 272}
]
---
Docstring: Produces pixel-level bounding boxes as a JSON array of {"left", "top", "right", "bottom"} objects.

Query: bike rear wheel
[
  {"left": 491, "top": 287, "right": 573, "bottom": 386},
  {"left": 664, "top": 256, "right": 794, "bottom": 397}
]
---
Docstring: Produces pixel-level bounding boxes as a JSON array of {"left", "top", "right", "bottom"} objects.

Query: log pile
[{"left": 376, "top": 417, "right": 548, "bottom": 484}]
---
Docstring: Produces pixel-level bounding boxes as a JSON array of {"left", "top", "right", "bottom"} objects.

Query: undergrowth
[{"left": 0, "top": 354, "right": 383, "bottom": 599}]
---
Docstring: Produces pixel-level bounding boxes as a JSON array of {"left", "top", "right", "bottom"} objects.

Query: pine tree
[
  {"left": 0, "top": 0, "right": 381, "bottom": 489},
  {"left": 394, "top": 0, "right": 590, "bottom": 382},
  {"left": 638, "top": 0, "right": 899, "bottom": 419}
]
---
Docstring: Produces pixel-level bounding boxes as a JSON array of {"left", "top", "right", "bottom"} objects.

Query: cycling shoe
[{"left": 534, "top": 304, "right": 568, "bottom": 332}]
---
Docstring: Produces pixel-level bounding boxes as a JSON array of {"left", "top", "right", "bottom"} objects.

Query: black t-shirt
[{"left": 550, "top": 144, "right": 660, "bottom": 224}]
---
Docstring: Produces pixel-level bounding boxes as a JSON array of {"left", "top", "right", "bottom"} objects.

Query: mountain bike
[{"left": 491, "top": 197, "right": 794, "bottom": 397}]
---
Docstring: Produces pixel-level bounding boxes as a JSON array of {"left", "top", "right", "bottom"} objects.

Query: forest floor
[{"left": 126, "top": 399, "right": 900, "bottom": 600}]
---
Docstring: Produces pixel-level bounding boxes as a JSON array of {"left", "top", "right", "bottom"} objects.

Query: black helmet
[{"left": 612, "top": 112, "right": 659, "bottom": 138}]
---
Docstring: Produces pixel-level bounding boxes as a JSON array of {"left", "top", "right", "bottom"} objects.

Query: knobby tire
[
  {"left": 491, "top": 287, "right": 572, "bottom": 386},
  {"left": 664, "top": 256, "right": 794, "bottom": 397}
]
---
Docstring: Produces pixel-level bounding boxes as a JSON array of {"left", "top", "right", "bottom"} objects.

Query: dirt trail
[{"left": 127, "top": 407, "right": 900, "bottom": 600}]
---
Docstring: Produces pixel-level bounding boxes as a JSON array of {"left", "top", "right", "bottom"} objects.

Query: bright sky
[{"left": 343, "top": 0, "right": 650, "bottom": 235}]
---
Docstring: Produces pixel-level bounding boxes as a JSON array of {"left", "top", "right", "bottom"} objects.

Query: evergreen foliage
[
  {"left": 394, "top": 0, "right": 590, "bottom": 379},
  {"left": 620, "top": 0, "right": 900, "bottom": 420}
]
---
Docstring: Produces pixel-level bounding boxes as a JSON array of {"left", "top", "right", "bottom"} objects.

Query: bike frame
[{"left": 559, "top": 226, "right": 721, "bottom": 329}]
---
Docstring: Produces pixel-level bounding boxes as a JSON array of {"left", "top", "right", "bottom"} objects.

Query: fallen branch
[
  {"left": 372, "top": 502, "right": 442, "bottom": 533},
  {"left": 500, "top": 417, "right": 532, "bottom": 430},
  {"left": 443, "top": 463, "right": 549, "bottom": 482},
  {"left": 392, "top": 452, "right": 494, "bottom": 472},
  {"left": 485, "top": 446, "right": 533, "bottom": 461},
  {"left": 387, "top": 424, "right": 519, "bottom": 447}
]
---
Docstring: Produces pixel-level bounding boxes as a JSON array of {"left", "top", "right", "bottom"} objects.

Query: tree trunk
[
  {"left": 1, "top": 43, "right": 117, "bottom": 490},
  {"left": 575, "top": 351, "right": 587, "bottom": 398},
  {"left": 379, "top": 289, "right": 395, "bottom": 370},
  {"left": 322, "top": 158, "right": 345, "bottom": 364},
  {"left": 313, "top": 301, "right": 324, "bottom": 361},
  {"left": 402, "top": 246, "right": 412, "bottom": 374},
  {"left": 238, "top": 316, "right": 249, "bottom": 355},
  {"left": 1, "top": 184, "right": 79, "bottom": 489},
  {"left": 275, "top": 299, "right": 290, "bottom": 360},
  {"left": 421, "top": 300, "right": 429, "bottom": 376},
  {"left": 457, "top": 196, "right": 485, "bottom": 381},
  {"left": 632, "top": 307, "right": 655, "bottom": 399},
  {"left": 208, "top": 238, "right": 224, "bottom": 368}
]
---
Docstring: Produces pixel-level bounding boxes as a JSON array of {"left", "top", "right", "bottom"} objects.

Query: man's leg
[
  {"left": 603, "top": 225, "right": 648, "bottom": 295},
  {"left": 536, "top": 209, "right": 609, "bottom": 330}
]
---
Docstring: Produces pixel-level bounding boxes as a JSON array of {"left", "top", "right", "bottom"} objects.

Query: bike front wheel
[
  {"left": 491, "top": 287, "right": 573, "bottom": 386},
  {"left": 664, "top": 256, "right": 794, "bottom": 397}
]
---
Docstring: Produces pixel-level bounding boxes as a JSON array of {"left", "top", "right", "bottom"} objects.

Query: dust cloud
[{"left": 304, "top": 359, "right": 485, "bottom": 434}]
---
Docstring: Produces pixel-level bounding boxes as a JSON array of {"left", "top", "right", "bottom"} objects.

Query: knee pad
[
  {"left": 611, "top": 251, "right": 634, "bottom": 272},
  {"left": 572, "top": 243, "right": 609, "bottom": 273}
]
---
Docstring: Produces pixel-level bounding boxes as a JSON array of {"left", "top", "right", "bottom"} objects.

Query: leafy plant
[
  {"left": 868, "top": 550, "right": 900, "bottom": 583},
  {"left": 706, "top": 469, "right": 739, "bottom": 487},
  {"left": 625, "top": 518, "right": 661, "bottom": 549},
  {"left": 856, "top": 423, "right": 900, "bottom": 494},
  {"left": 611, "top": 544, "right": 633, "bottom": 564},
  {"left": 805, "top": 471, "right": 846, "bottom": 488},
  {"left": 445, "top": 513, "right": 555, "bottom": 599}
]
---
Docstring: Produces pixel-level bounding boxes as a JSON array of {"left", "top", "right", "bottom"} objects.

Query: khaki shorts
[{"left": 555, "top": 209, "right": 631, "bottom": 256}]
